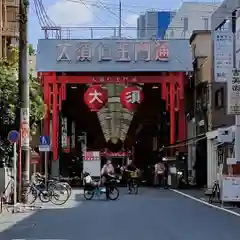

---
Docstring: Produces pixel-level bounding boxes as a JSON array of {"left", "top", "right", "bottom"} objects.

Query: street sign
[
  {"left": 20, "top": 123, "right": 30, "bottom": 148},
  {"left": 214, "top": 31, "right": 233, "bottom": 82},
  {"left": 39, "top": 136, "right": 50, "bottom": 152},
  {"left": 7, "top": 130, "right": 19, "bottom": 143},
  {"left": 31, "top": 150, "right": 40, "bottom": 164},
  {"left": 227, "top": 69, "right": 240, "bottom": 114}
]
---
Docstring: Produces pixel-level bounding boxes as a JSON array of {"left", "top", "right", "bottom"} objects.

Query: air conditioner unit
[{"left": 217, "top": 129, "right": 233, "bottom": 143}]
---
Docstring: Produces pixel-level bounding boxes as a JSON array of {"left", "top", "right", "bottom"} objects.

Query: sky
[{"left": 29, "top": 0, "right": 221, "bottom": 46}]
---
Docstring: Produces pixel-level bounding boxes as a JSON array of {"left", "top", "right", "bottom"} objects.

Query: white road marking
[{"left": 171, "top": 189, "right": 240, "bottom": 217}]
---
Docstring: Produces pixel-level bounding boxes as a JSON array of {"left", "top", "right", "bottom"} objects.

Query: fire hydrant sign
[{"left": 227, "top": 69, "right": 240, "bottom": 114}]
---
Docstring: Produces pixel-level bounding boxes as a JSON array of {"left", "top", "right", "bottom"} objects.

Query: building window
[
  {"left": 203, "top": 17, "right": 209, "bottom": 30},
  {"left": 215, "top": 87, "right": 224, "bottom": 109},
  {"left": 6, "top": 7, "right": 17, "bottom": 22}
]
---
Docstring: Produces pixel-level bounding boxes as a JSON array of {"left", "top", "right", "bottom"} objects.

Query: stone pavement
[{"left": 0, "top": 188, "right": 240, "bottom": 240}]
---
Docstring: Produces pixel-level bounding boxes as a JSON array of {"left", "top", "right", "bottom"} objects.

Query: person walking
[{"left": 154, "top": 161, "right": 165, "bottom": 187}]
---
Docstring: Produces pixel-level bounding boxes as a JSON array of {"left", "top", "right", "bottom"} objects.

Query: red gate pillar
[
  {"left": 42, "top": 72, "right": 66, "bottom": 161},
  {"left": 52, "top": 81, "right": 58, "bottom": 161},
  {"left": 169, "top": 81, "right": 176, "bottom": 145},
  {"left": 43, "top": 74, "right": 50, "bottom": 136},
  {"left": 161, "top": 74, "right": 176, "bottom": 146},
  {"left": 177, "top": 73, "right": 186, "bottom": 143}
]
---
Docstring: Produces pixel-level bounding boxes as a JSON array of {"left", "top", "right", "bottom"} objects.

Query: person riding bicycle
[
  {"left": 100, "top": 160, "right": 115, "bottom": 199},
  {"left": 125, "top": 160, "right": 138, "bottom": 193}
]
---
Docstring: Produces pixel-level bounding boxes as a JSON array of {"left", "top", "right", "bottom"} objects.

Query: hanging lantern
[
  {"left": 84, "top": 85, "right": 108, "bottom": 111},
  {"left": 120, "top": 86, "right": 144, "bottom": 112}
]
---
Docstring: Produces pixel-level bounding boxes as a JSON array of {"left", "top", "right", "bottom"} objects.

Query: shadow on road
[{"left": 0, "top": 190, "right": 87, "bottom": 240}]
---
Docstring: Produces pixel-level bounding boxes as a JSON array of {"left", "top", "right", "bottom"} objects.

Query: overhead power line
[
  {"left": 77, "top": 0, "right": 109, "bottom": 25},
  {"left": 33, "top": 0, "right": 55, "bottom": 27},
  {"left": 96, "top": 0, "right": 129, "bottom": 25}
]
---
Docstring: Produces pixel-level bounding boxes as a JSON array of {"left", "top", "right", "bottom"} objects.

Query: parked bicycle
[
  {"left": 0, "top": 175, "right": 14, "bottom": 213},
  {"left": 33, "top": 173, "right": 72, "bottom": 198},
  {"left": 27, "top": 173, "right": 71, "bottom": 205},
  {"left": 208, "top": 180, "right": 221, "bottom": 204}
]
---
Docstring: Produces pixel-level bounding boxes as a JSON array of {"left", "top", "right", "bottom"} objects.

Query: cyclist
[
  {"left": 100, "top": 160, "right": 115, "bottom": 199},
  {"left": 125, "top": 160, "right": 139, "bottom": 193}
]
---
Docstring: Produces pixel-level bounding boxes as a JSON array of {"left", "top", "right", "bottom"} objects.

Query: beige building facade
[
  {"left": 187, "top": 30, "right": 235, "bottom": 188},
  {"left": 0, "top": 0, "right": 19, "bottom": 59}
]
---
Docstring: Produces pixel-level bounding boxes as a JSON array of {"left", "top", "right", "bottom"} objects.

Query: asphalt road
[{"left": 0, "top": 188, "right": 240, "bottom": 240}]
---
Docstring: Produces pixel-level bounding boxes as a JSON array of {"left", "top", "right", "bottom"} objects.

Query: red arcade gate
[
  {"left": 37, "top": 38, "right": 193, "bottom": 161},
  {"left": 40, "top": 73, "right": 187, "bottom": 160}
]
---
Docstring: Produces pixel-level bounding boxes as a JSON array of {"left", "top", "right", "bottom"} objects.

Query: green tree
[
  {"left": 28, "top": 44, "right": 35, "bottom": 56},
  {"left": 0, "top": 48, "right": 44, "bottom": 166}
]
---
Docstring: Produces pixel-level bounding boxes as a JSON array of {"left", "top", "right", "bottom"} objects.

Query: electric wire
[
  {"left": 96, "top": 0, "right": 129, "bottom": 25},
  {"left": 161, "top": 134, "right": 207, "bottom": 149},
  {"left": 33, "top": 0, "right": 56, "bottom": 27},
  {"left": 78, "top": 0, "right": 109, "bottom": 25}
]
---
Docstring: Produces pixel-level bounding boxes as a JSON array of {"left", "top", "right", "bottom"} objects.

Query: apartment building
[
  {"left": 186, "top": 30, "right": 235, "bottom": 187},
  {"left": 165, "top": 2, "right": 220, "bottom": 39},
  {"left": 137, "top": 11, "right": 175, "bottom": 39},
  {"left": 0, "top": 0, "right": 19, "bottom": 59}
]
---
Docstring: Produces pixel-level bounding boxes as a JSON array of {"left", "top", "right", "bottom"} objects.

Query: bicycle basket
[{"left": 130, "top": 172, "right": 138, "bottom": 178}]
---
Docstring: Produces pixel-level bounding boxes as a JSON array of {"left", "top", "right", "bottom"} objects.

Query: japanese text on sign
[
  {"left": 227, "top": 69, "right": 240, "bottom": 114},
  {"left": 126, "top": 90, "right": 141, "bottom": 104},
  {"left": 56, "top": 40, "right": 169, "bottom": 63},
  {"left": 214, "top": 31, "right": 233, "bottom": 82}
]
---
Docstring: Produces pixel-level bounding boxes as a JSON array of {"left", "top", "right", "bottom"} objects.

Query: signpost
[
  {"left": 31, "top": 151, "right": 40, "bottom": 175},
  {"left": 227, "top": 69, "right": 240, "bottom": 114},
  {"left": 214, "top": 31, "right": 233, "bottom": 83},
  {"left": 39, "top": 136, "right": 50, "bottom": 188},
  {"left": 7, "top": 130, "right": 19, "bottom": 213}
]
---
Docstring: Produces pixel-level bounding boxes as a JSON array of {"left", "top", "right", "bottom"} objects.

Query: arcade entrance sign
[{"left": 37, "top": 39, "right": 192, "bottom": 72}]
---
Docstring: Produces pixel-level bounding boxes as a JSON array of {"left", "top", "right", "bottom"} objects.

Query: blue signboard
[
  {"left": 8, "top": 130, "right": 19, "bottom": 143},
  {"left": 40, "top": 136, "right": 50, "bottom": 145},
  {"left": 36, "top": 39, "right": 193, "bottom": 72},
  {"left": 39, "top": 136, "right": 50, "bottom": 152}
]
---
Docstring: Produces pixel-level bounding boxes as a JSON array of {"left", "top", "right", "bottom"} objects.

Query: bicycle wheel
[
  {"left": 49, "top": 181, "right": 72, "bottom": 198},
  {"left": 39, "top": 191, "right": 51, "bottom": 203},
  {"left": 61, "top": 182, "right": 72, "bottom": 197},
  {"left": 108, "top": 187, "right": 119, "bottom": 200},
  {"left": 83, "top": 189, "right": 94, "bottom": 200},
  {"left": 26, "top": 186, "right": 38, "bottom": 204},
  {"left": 50, "top": 184, "right": 70, "bottom": 205},
  {"left": 133, "top": 182, "right": 138, "bottom": 194}
]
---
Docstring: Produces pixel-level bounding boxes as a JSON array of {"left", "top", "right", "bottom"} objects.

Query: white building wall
[{"left": 165, "top": 2, "right": 220, "bottom": 39}]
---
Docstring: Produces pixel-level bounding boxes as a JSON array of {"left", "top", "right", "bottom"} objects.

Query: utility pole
[
  {"left": 19, "top": 0, "right": 30, "bottom": 202},
  {"left": 118, "top": 0, "right": 122, "bottom": 38},
  {"left": 232, "top": 10, "right": 240, "bottom": 164}
]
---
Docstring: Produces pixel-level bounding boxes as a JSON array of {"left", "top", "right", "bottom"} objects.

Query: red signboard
[
  {"left": 57, "top": 75, "right": 169, "bottom": 84},
  {"left": 120, "top": 86, "right": 144, "bottom": 112},
  {"left": 84, "top": 151, "right": 101, "bottom": 160},
  {"left": 92, "top": 76, "right": 138, "bottom": 84},
  {"left": 155, "top": 41, "right": 169, "bottom": 61},
  {"left": 101, "top": 151, "right": 130, "bottom": 157},
  {"left": 31, "top": 151, "right": 40, "bottom": 165},
  {"left": 84, "top": 85, "right": 108, "bottom": 111}
]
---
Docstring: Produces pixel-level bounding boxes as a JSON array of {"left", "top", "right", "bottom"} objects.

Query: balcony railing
[
  {"left": 42, "top": 26, "right": 189, "bottom": 40},
  {"left": 2, "top": 22, "right": 19, "bottom": 37}
]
